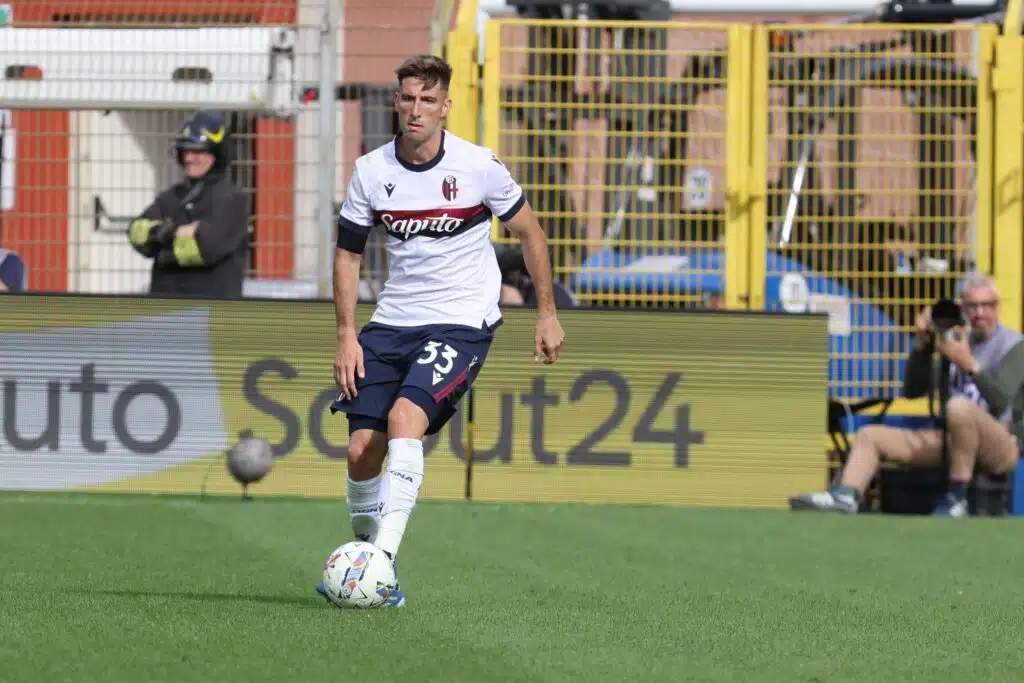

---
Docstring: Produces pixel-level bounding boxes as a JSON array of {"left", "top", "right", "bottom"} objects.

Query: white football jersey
[{"left": 337, "top": 131, "right": 525, "bottom": 329}]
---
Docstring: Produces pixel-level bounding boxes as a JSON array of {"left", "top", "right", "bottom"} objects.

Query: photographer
[{"left": 789, "top": 274, "right": 1024, "bottom": 517}]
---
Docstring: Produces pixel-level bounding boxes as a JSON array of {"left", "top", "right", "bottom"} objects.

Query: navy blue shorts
[{"left": 329, "top": 320, "right": 499, "bottom": 436}]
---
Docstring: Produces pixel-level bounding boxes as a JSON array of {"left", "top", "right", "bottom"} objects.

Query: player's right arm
[{"left": 333, "top": 162, "right": 375, "bottom": 398}]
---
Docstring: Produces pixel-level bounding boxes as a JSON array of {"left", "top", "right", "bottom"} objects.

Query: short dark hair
[{"left": 395, "top": 55, "right": 453, "bottom": 91}]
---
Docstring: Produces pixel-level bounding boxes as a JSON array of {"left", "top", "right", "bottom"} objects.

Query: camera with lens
[{"left": 931, "top": 298, "right": 966, "bottom": 339}]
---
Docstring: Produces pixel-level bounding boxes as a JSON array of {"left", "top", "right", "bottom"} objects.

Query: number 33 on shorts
[{"left": 412, "top": 340, "right": 479, "bottom": 398}]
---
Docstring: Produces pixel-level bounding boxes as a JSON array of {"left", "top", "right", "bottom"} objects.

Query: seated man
[{"left": 790, "top": 274, "right": 1024, "bottom": 517}]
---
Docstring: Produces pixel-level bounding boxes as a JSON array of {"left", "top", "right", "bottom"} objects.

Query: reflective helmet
[{"left": 174, "top": 109, "right": 230, "bottom": 169}]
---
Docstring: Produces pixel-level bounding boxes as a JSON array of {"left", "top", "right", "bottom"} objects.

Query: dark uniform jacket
[{"left": 135, "top": 171, "right": 250, "bottom": 298}]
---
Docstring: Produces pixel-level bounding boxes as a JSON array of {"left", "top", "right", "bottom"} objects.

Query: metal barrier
[
  {"left": 751, "top": 23, "right": 997, "bottom": 399},
  {"left": 482, "top": 19, "right": 747, "bottom": 310},
  {"left": 479, "top": 18, "right": 1020, "bottom": 401}
]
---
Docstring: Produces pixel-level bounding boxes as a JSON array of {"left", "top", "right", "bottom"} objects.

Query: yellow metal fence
[
  {"left": 483, "top": 20, "right": 741, "bottom": 309},
  {"left": 464, "top": 18, "right": 1024, "bottom": 402},
  {"left": 753, "top": 23, "right": 995, "bottom": 398}
]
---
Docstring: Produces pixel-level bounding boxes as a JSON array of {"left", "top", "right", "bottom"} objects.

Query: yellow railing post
[
  {"left": 746, "top": 25, "right": 769, "bottom": 312},
  {"left": 482, "top": 19, "right": 502, "bottom": 239},
  {"left": 1002, "top": 0, "right": 1024, "bottom": 331},
  {"left": 991, "top": 28, "right": 1024, "bottom": 330},
  {"left": 1004, "top": 0, "right": 1023, "bottom": 37},
  {"left": 724, "top": 23, "right": 752, "bottom": 310},
  {"left": 481, "top": 20, "right": 500, "bottom": 157},
  {"left": 445, "top": 0, "right": 480, "bottom": 143},
  {"left": 974, "top": 25, "right": 996, "bottom": 279}
]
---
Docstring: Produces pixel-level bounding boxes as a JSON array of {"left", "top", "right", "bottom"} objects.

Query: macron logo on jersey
[{"left": 375, "top": 204, "right": 490, "bottom": 241}]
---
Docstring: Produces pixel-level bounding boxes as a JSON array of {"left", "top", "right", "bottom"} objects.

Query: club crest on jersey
[{"left": 442, "top": 175, "right": 458, "bottom": 201}]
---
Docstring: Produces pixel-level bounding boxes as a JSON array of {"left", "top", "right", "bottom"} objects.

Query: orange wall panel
[
  {"left": 3, "top": 111, "right": 70, "bottom": 292},
  {"left": 253, "top": 118, "right": 295, "bottom": 280},
  {"left": 11, "top": 0, "right": 296, "bottom": 25}
]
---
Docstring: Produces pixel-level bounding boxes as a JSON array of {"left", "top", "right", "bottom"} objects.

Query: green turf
[{"left": 1, "top": 492, "right": 1022, "bottom": 683}]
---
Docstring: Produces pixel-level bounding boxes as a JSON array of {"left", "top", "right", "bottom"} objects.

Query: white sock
[
  {"left": 346, "top": 473, "right": 382, "bottom": 542},
  {"left": 375, "top": 438, "right": 424, "bottom": 558}
]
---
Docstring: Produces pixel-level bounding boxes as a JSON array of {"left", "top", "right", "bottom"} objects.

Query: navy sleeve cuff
[
  {"left": 498, "top": 194, "right": 526, "bottom": 223},
  {"left": 337, "top": 216, "right": 372, "bottom": 254}
]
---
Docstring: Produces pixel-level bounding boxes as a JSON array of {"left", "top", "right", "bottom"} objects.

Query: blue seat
[
  {"left": 570, "top": 246, "right": 909, "bottom": 401},
  {"left": 0, "top": 248, "right": 26, "bottom": 293}
]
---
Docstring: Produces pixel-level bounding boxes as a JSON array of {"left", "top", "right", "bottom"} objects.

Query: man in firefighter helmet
[{"left": 127, "top": 110, "right": 250, "bottom": 298}]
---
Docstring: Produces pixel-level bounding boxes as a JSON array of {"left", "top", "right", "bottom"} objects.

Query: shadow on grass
[{"left": 84, "top": 587, "right": 324, "bottom": 609}]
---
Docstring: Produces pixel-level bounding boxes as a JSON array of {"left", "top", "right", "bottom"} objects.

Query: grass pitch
[{"left": 1, "top": 492, "right": 1021, "bottom": 683}]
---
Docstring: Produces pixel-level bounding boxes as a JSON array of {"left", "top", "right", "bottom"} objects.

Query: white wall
[{"left": 69, "top": 110, "right": 180, "bottom": 294}]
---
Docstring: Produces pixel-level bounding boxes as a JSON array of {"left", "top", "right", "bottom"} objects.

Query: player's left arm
[
  {"left": 483, "top": 153, "right": 564, "bottom": 364},
  {"left": 503, "top": 203, "right": 556, "bottom": 318}
]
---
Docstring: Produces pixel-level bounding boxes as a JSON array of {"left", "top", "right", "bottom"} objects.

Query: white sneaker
[
  {"left": 932, "top": 495, "right": 968, "bottom": 518},
  {"left": 788, "top": 490, "right": 859, "bottom": 514}
]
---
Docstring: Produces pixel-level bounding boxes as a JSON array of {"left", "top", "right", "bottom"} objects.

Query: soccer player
[{"left": 316, "top": 55, "right": 565, "bottom": 607}]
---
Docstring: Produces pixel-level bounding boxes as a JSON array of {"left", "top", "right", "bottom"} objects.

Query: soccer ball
[
  {"left": 226, "top": 436, "right": 274, "bottom": 485},
  {"left": 321, "top": 541, "right": 398, "bottom": 609}
]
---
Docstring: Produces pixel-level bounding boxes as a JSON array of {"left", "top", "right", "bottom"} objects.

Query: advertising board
[{"left": 0, "top": 295, "right": 828, "bottom": 508}]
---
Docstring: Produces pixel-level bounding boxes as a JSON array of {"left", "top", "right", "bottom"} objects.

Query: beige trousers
[{"left": 841, "top": 397, "right": 1019, "bottom": 493}]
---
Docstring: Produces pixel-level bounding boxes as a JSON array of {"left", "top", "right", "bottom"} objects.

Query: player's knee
[
  {"left": 347, "top": 431, "right": 386, "bottom": 478},
  {"left": 388, "top": 397, "right": 430, "bottom": 438}
]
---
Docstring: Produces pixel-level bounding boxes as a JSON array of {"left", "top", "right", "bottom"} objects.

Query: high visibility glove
[{"left": 128, "top": 218, "right": 162, "bottom": 249}]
